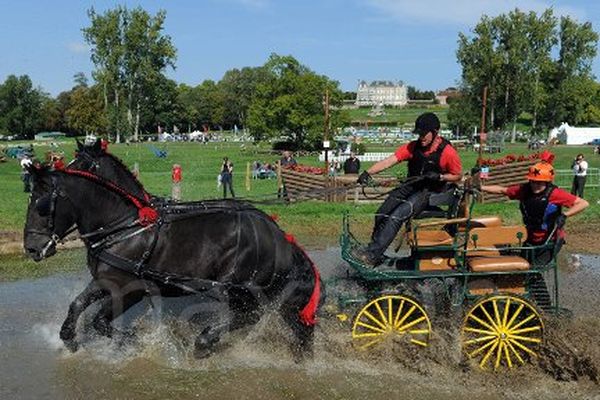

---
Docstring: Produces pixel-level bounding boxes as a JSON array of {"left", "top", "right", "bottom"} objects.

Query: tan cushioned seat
[
  {"left": 415, "top": 230, "right": 453, "bottom": 246},
  {"left": 469, "top": 256, "right": 530, "bottom": 272}
]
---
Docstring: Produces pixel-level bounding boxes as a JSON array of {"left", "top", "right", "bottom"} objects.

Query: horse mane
[{"left": 76, "top": 142, "right": 150, "bottom": 201}]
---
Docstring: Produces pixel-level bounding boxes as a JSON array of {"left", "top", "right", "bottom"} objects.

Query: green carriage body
[{"left": 335, "top": 191, "right": 562, "bottom": 370}]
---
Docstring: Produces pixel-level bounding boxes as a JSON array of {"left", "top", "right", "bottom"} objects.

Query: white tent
[{"left": 549, "top": 123, "right": 600, "bottom": 145}]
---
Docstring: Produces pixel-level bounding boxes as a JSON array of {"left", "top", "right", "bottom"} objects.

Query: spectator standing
[
  {"left": 571, "top": 153, "right": 588, "bottom": 197},
  {"left": 280, "top": 151, "right": 297, "bottom": 168},
  {"left": 221, "top": 157, "right": 235, "bottom": 198},
  {"left": 343, "top": 152, "right": 361, "bottom": 174},
  {"left": 20, "top": 155, "right": 33, "bottom": 192}
]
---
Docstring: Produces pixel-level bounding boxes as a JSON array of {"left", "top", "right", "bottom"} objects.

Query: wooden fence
[
  {"left": 279, "top": 167, "right": 398, "bottom": 203},
  {"left": 280, "top": 160, "right": 538, "bottom": 204}
]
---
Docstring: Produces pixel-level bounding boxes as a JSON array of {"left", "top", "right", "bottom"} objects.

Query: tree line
[{"left": 449, "top": 8, "right": 600, "bottom": 139}]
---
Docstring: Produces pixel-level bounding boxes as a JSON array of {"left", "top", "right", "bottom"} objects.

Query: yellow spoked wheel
[
  {"left": 352, "top": 295, "right": 431, "bottom": 350},
  {"left": 462, "top": 295, "right": 544, "bottom": 371}
]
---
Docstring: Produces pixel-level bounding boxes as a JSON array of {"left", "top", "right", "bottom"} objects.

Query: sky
[{"left": 0, "top": 0, "right": 599, "bottom": 96}]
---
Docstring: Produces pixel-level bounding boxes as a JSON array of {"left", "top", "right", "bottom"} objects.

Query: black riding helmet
[{"left": 413, "top": 112, "right": 440, "bottom": 137}]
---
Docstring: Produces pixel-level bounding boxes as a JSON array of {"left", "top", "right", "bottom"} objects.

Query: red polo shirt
[{"left": 394, "top": 136, "right": 462, "bottom": 175}]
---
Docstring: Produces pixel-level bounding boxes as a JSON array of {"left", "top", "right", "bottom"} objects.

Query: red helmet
[{"left": 526, "top": 162, "right": 554, "bottom": 182}]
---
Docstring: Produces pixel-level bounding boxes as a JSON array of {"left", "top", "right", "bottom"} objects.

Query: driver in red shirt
[{"left": 354, "top": 112, "right": 463, "bottom": 266}]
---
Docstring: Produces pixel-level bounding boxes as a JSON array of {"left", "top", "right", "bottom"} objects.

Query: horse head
[
  {"left": 24, "top": 164, "right": 77, "bottom": 261},
  {"left": 71, "top": 138, "right": 150, "bottom": 202}
]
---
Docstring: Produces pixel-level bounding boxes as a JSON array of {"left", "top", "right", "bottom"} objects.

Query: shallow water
[{"left": 1, "top": 250, "right": 599, "bottom": 399}]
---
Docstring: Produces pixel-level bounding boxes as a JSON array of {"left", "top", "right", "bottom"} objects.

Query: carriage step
[{"left": 528, "top": 275, "right": 553, "bottom": 313}]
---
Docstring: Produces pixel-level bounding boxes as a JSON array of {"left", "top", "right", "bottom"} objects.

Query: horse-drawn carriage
[
  {"left": 23, "top": 140, "right": 563, "bottom": 371},
  {"left": 334, "top": 181, "right": 561, "bottom": 371}
]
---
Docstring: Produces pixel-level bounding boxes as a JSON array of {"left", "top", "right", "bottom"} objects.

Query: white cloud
[
  {"left": 364, "top": 0, "right": 585, "bottom": 26},
  {"left": 67, "top": 42, "right": 89, "bottom": 54}
]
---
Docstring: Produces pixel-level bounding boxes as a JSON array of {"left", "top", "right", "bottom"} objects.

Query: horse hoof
[
  {"left": 193, "top": 344, "right": 214, "bottom": 359},
  {"left": 63, "top": 339, "right": 79, "bottom": 353}
]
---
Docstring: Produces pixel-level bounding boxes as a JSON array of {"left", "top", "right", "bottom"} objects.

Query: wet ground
[{"left": 1, "top": 249, "right": 599, "bottom": 399}]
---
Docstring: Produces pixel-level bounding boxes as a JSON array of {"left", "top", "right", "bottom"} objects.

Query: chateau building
[{"left": 355, "top": 80, "right": 408, "bottom": 107}]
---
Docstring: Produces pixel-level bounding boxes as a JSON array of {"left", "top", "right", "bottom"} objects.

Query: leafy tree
[
  {"left": 73, "top": 72, "right": 89, "bottom": 88},
  {"left": 83, "top": 6, "right": 176, "bottom": 142},
  {"left": 247, "top": 54, "right": 346, "bottom": 148},
  {"left": 218, "top": 66, "right": 268, "bottom": 130},
  {"left": 454, "top": 8, "right": 598, "bottom": 136},
  {"left": 65, "top": 85, "right": 106, "bottom": 135},
  {"left": 0, "top": 75, "right": 44, "bottom": 138},
  {"left": 407, "top": 86, "right": 435, "bottom": 100}
]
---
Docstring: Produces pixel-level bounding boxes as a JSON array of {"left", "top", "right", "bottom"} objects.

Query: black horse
[{"left": 23, "top": 163, "right": 323, "bottom": 358}]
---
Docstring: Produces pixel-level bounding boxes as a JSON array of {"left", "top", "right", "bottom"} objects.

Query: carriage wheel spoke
[
  {"left": 479, "top": 304, "right": 499, "bottom": 331},
  {"left": 410, "top": 339, "right": 428, "bottom": 347},
  {"left": 374, "top": 300, "right": 389, "bottom": 327},
  {"left": 506, "top": 340, "right": 525, "bottom": 364},
  {"left": 479, "top": 339, "right": 499, "bottom": 369},
  {"left": 467, "top": 313, "right": 497, "bottom": 333},
  {"left": 359, "top": 336, "right": 385, "bottom": 350},
  {"left": 492, "top": 299, "right": 502, "bottom": 328},
  {"left": 362, "top": 309, "right": 388, "bottom": 331},
  {"left": 394, "top": 305, "right": 416, "bottom": 329},
  {"left": 508, "top": 338, "right": 538, "bottom": 357},
  {"left": 503, "top": 340, "right": 513, "bottom": 368},
  {"left": 505, "top": 303, "right": 524, "bottom": 330},
  {"left": 393, "top": 299, "right": 405, "bottom": 328},
  {"left": 464, "top": 326, "right": 497, "bottom": 336},
  {"left": 508, "top": 334, "right": 541, "bottom": 344},
  {"left": 355, "top": 320, "right": 387, "bottom": 334},
  {"left": 502, "top": 298, "right": 511, "bottom": 328},
  {"left": 464, "top": 335, "right": 496, "bottom": 345},
  {"left": 494, "top": 341, "right": 504, "bottom": 370},
  {"left": 509, "top": 326, "right": 541, "bottom": 336},
  {"left": 397, "top": 315, "right": 426, "bottom": 333},
  {"left": 508, "top": 313, "right": 536, "bottom": 331},
  {"left": 468, "top": 337, "right": 497, "bottom": 358}
]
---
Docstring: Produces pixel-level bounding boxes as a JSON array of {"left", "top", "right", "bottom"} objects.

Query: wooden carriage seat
[
  {"left": 417, "top": 251, "right": 457, "bottom": 271},
  {"left": 414, "top": 230, "right": 454, "bottom": 246},
  {"left": 468, "top": 225, "right": 526, "bottom": 248},
  {"left": 468, "top": 255, "right": 530, "bottom": 272},
  {"left": 413, "top": 216, "right": 503, "bottom": 248},
  {"left": 467, "top": 255, "right": 530, "bottom": 294}
]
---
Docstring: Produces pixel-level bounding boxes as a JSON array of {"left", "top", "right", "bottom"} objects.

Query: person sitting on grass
[{"left": 481, "top": 160, "right": 588, "bottom": 263}]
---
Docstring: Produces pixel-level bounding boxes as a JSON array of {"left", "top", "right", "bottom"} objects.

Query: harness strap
[{"left": 62, "top": 169, "right": 158, "bottom": 226}]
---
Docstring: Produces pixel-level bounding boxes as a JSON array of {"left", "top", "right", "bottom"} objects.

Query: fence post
[{"left": 245, "top": 162, "right": 251, "bottom": 191}]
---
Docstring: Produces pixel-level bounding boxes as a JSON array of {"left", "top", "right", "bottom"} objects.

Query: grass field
[{"left": 1, "top": 139, "right": 599, "bottom": 252}]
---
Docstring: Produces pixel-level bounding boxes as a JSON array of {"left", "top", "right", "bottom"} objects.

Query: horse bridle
[{"left": 27, "top": 175, "right": 77, "bottom": 257}]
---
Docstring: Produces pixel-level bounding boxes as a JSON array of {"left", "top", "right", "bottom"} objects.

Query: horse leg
[
  {"left": 278, "top": 278, "right": 318, "bottom": 362},
  {"left": 59, "top": 280, "right": 107, "bottom": 352},
  {"left": 192, "top": 288, "right": 262, "bottom": 359},
  {"left": 90, "top": 288, "right": 147, "bottom": 345},
  {"left": 279, "top": 302, "right": 315, "bottom": 362}
]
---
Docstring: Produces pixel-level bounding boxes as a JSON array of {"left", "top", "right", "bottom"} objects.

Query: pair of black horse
[{"left": 23, "top": 140, "right": 323, "bottom": 359}]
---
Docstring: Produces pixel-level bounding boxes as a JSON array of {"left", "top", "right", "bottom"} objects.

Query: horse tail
[{"left": 285, "top": 234, "right": 324, "bottom": 326}]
